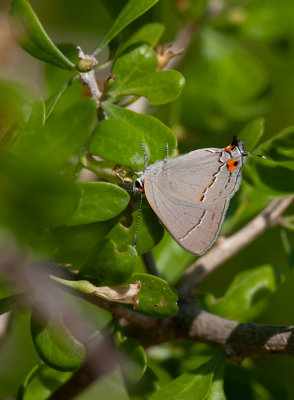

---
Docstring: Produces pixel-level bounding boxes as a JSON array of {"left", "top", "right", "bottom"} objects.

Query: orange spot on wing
[
  {"left": 199, "top": 194, "right": 205, "bottom": 202},
  {"left": 225, "top": 144, "right": 234, "bottom": 152},
  {"left": 226, "top": 158, "right": 239, "bottom": 171}
]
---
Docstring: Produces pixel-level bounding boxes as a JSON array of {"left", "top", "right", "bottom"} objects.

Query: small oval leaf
[
  {"left": 109, "top": 44, "right": 158, "bottom": 93},
  {"left": 81, "top": 239, "right": 137, "bottom": 285},
  {"left": 31, "top": 315, "right": 85, "bottom": 371},
  {"left": 89, "top": 101, "right": 177, "bottom": 170},
  {"left": 149, "top": 355, "right": 224, "bottom": 400},
  {"left": 109, "top": 70, "right": 185, "bottom": 105},
  {"left": 127, "top": 273, "right": 178, "bottom": 318},
  {"left": 66, "top": 182, "right": 130, "bottom": 226}
]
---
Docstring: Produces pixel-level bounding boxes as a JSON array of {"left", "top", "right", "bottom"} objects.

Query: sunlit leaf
[
  {"left": 66, "top": 182, "right": 130, "bottom": 226},
  {"left": 109, "top": 70, "right": 185, "bottom": 105},
  {"left": 89, "top": 101, "right": 177, "bottom": 170}
]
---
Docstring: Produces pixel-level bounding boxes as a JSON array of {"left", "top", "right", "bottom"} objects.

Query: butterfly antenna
[
  {"left": 134, "top": 192, "right": 144, "bottom": 247},
  {"left": 245, "top": 151, "right": 266, "bottom": 159},
  {"left": 140, "top": 141, "right": 148, "bottom": 170}
]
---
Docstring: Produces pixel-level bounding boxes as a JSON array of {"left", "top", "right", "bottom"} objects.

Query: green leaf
[
  {"left": 31, "top": 315, "right": 85, "bottom": 371},
  {"left": 256, "top": 126, "right": 294, "bottom": 170},
  {"left": 81, "top": 239, "right": 137, "bottom": 285},
  {"left": 244, "top": 157, "right": 294, "bottom": 195},
  {"left": 45, "top": 79, "right": 73, "bottom": 120},
  {"left": 109, "top": 70, "right": 185, "bottom": 105},
  {"left": 51, "top": 219, "right": 119, "bottom": 267},
  {"left": 203, "top": 265, "right": 283, "bottom": 321},
  {"left": 238, "top": 118, "right": 265, "bottom": 152},
  {"left": 207, "top": 361, "right": 226, "bottom": 400},
  {"left": 10, "top": 0, "right": 75, "bottom": 70},
  {"left": 109, "top": 44, "right": 158, "bottom": 94},
  {"left": 0, "top": 295, "right": 19, "bottom": 315},
  {"left": 0, "top": 80, "right": 26, "bottom": 138},
  {"left": 180, "top": 28, "right": 268, "bottom": 131},
  {"left": 120, "top": 22, "right": 165, "bottom": 53},
  {"left": 44, "top": 44, "right": 80, "bottom": 110},
  {"left": 127, "top": 366, "right": 159, "bottom": 399},
  {"left": 92, "top": 0, "right": 160, "bottom": 55},
  {"left": 89, "top": 101, "right": 177, "bottom": 170},
  {"left": 0, "top": 156, "right": 80, "bottom": 232},
  {"left": 18, "top": 363, "right": 72, "bottom": 400},
  {"left": 117, "top": 336, "right": 147, "bottom": 383},
  {"left": 10, "top": 99, "right": 45, "bottom": 153},
  {"left": 40, "top": 100, "right": 96, "bottom": 170},
  {"left": 243, "top": 126, "right": 294, "bottom": 194},
  {"left": 280, "top": 229, "right": 294, "bottom": 273},
  {"left": 18, "top": 99, "right": 96, "bottom": 170},
  {"left": 66, "top": 182, "right": 130, "bottom": 226},
  {"left": 108, "top": 205, "right": 164, "bottom": 256},
  {"left": 149, "top": 355, "right": 224, "bottom": 400},
  {"left": 128, "top": 273, "right": 178, "bottom": 318},
  {"left": 239, "top": 0, "right": 294, "bottom": 41}
]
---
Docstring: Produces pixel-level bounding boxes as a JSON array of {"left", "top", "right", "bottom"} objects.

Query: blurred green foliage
[{"left": 1, "top": 0, "right": 294, "bottom": 399}]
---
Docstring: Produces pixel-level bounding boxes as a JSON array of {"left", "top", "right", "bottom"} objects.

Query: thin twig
[
  {"left": 77, "top": 46, "right": 102, "bottom": 107},
  {"left": 178, "top": 196, "right": 294, "bottom": 296}
]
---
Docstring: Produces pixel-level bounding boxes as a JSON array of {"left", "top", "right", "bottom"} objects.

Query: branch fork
[{"left": 77, "top": 46, "right": 102, "bottom": 107}]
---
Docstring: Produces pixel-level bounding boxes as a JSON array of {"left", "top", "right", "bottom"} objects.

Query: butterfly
[{"left": 134, "top": 136, "right": 253, "bottom": 255}]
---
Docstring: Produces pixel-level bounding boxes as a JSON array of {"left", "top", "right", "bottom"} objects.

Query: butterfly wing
[{"left": 143, "top": 147, "right": 243, "bottom": 255}]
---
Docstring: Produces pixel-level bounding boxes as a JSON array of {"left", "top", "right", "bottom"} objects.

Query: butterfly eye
[
  {"left": 134, "top": 178, "right": 145, "bottom": 193},
  {"left": 135, "top": 180, "right": 143, "bottom": 189}
]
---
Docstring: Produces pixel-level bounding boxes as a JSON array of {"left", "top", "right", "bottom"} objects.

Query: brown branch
[
  {"left": 178, "top": 196, "right": 294, "bottom": 296},
  {"left": 187, "top": 308, "right": 294, "bottom": 361},
  {"left": 126, "top": 300, "right": 294, "bottom": 361}
]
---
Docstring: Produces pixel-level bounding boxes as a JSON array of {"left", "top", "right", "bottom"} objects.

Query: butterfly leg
[
  {"left": 133, "top": 192, "right": 144, "bottom": 247},
  {"left": 140, "top": 141, "right": 148, "bottom": 170},
  {"left": 164, "top": 142, "right": 169, "bottom": 163}
]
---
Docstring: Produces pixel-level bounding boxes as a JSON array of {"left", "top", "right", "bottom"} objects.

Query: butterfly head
[
  {"left": 231, "top": 135, "right": 266, "bottom": 159},
  {"left": 133, "top": 176, "right": 145, "bottom": 193}
]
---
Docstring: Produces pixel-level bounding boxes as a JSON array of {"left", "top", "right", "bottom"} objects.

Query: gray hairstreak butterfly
[{"left": 134, "top": 136, "right": 259, "bottom": 255}]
